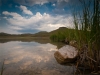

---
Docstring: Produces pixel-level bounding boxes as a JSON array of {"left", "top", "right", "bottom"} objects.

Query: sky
[{"left": 0, "top": 0, "right": 83, "bottom": 34}]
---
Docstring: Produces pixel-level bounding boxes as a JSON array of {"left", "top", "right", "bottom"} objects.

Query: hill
[
  {"left": 0, "top": 27, "right": 75, "bottom": 39},
  {"left": 49, "top": 27, "right": 76, "bottom": 42}
]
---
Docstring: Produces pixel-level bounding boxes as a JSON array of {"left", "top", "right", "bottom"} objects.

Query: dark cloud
[
  {"left": 0, "top": 0, "right": 79, "bottom": 11},
  {"left": 4, "top": 0, "right": 69, "bottom": 6},
  {"left": 13, "top": 0, "right": 56, "bottom": 6},
  {"left": 52, "top": 0, "right": 74, "bottom": 15},
  {"left": 0, "top": 0, "right": 88, "bottom": 7},
  {"left": 57, "top": 1, "right": 68, "bottom": 8}
]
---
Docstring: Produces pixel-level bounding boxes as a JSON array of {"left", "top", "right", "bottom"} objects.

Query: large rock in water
[{"left": 54, "top": 45, "right": 78, "bottom": 64}]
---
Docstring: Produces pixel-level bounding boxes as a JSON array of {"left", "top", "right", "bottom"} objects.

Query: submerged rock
[{"left": 54, "top": 45, "right": 78, "bottom": 64}]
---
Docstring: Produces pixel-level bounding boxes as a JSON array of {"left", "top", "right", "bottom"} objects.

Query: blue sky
[{"left": 0, "top": 0, "right": 86, "bottom": 34}]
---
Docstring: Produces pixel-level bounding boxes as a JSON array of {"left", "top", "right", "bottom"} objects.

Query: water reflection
[{"left": 0, "top": 41, "right": 75, "bottom": 75}]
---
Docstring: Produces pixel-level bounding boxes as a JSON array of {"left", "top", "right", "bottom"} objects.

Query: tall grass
[
  {"left": 50, "top": 28, "right": 76, "bottom": 42},
  {"left": 73, "top": 0, "right": 100, "bottom": 71},
  {"left": 50, "top": 30, "right": 67, "bottom": 42},
  {"left": 50, "top": 0, "right": 100, "bottom": 72},
  {"left": 0, "top": 60, "right": 5, "bottom": 75}
]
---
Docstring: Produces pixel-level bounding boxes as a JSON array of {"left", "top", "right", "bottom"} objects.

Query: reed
[
  {"left": 0, "top": 60, "right": 5, "bottom": 75},
  {"left": 73, "top": 0, "right": 100, "bottom": 72},
  {"left": 50, "top": 0, "right": 100, "bottom": 72}
]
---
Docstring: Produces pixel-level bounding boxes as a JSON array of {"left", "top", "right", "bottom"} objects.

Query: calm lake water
[{"left": 0, "top": 41, "right": 76, "bottom": 75}]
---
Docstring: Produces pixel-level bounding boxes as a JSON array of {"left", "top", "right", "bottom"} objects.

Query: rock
[{"left": 54, "top": 45, "right": 78, "bottom": 64}]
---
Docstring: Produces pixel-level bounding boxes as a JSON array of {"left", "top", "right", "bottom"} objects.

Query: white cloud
[
  {"left": 0, "top": 26, "right": 21, "bottom": 34},
  {"left": 33, "top": 0, "right": 49, "bottom": 5},
  {"left": 2, "top": 11, "right": 9, "bottom": 15},
  {"left": 3, "top": 11, "right": 22, "bottom": 17},
  {"left": 19, "top": 5, "right": 33, "bottom": 15},
  {"left": 10, "top": 26, "right": 23, "bottom": 30},
  {"left": 52, "top": 4, "right": 55, "bottom": 6},
  {"left": 2, "top": 11, "right": 74, "bottom": 33}
]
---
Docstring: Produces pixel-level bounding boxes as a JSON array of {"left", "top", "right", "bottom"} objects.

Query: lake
[{"left": 0, "top": 40, "right": 76, "bottom": 75}]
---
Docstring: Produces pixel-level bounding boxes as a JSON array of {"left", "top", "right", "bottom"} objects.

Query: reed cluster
[{"left": 50, "top": 0, "right": 100, "bottom": 72}]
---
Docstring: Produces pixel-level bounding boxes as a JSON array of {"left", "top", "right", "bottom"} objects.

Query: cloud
[
  {"left": 14, "top": 0, "right": 69, "bottom": 6},
  {"left": 2, "top": 10, "right": 74, "bottom": 33},
  {"left": 19, "top": 5, "right": 33, "bottom": 15},
  {"left": 14, "top": 0, "right": 51, "bottom": 6},
  {"left": 10, "top": 26, "right": 23, "bottom": 30},
  {"left": 2, "top": 11, "right": 21, "bottom": 17},
  {"left": 30, "top": 0, "right": 49, "bottom": 5},
  {"left": 52, "top": 4, "right": 55, "bottom": 6},
  {"left": 0, "top": 26, "right": 21, "bottom": 34}
]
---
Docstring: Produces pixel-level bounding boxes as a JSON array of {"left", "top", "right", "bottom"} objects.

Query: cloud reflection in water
[{"left": 0, "top": 41, "right": 75, "bottom": 75}]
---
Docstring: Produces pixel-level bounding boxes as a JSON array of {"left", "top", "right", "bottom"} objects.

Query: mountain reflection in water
[{"left": 0, "top": 41, "right": 75, "bottom": 75}]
